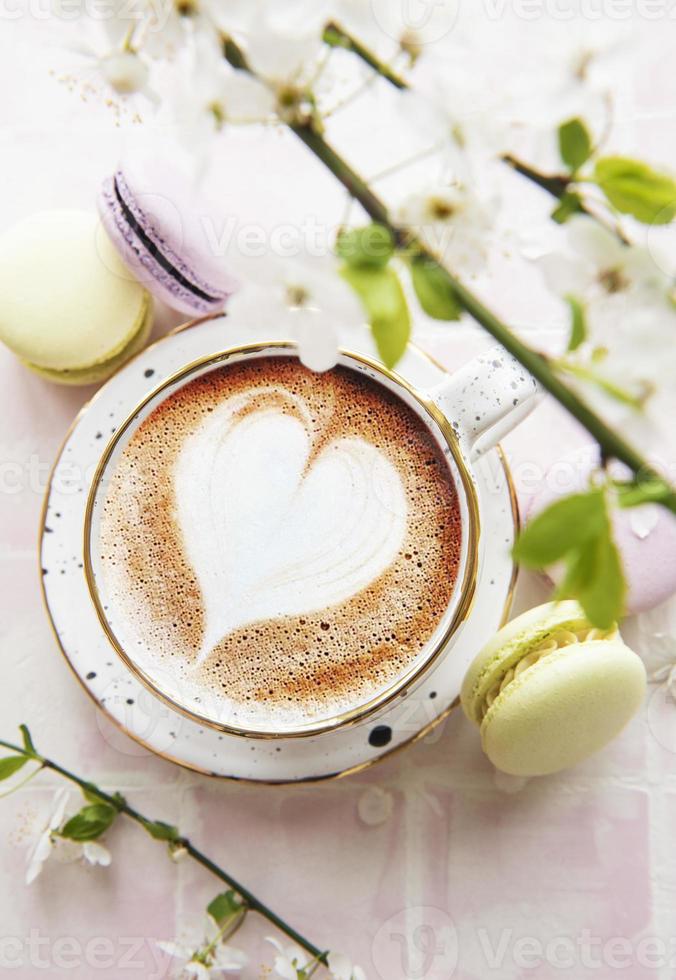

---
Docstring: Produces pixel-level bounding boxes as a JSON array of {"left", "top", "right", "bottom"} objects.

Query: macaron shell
[
  {"left": 0, "top": 211, "right": 150, "bottom": 372},
  {"left": 481, "top": 640, "right": 646, "bottom": 776},
  {"left": 528, "top": 444, "right": 676, "bottom": 613},
  {"left": 99, "top": 158, "right": 238, "bottom": 315},
  {"left": 23, "top": 295, "right": 153, "bottom": 385},
  {"left": 460, "top": 599, "right": 587, "bottom": 725},
  {"left": 99, "top": 185, "right": 218, "bottom": 317}
]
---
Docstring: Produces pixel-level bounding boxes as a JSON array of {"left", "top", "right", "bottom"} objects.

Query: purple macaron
[
  {"left": 99, "top": 156, "right": 238, "bottom": 317},
  {"left": 528, "top": 444, "right": 676, "bottom": 614}
]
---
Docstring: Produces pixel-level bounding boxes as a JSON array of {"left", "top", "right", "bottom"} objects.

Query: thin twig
[
  {"left": 501, "top": 153, "right": 631, "bottom": 244},
  {"left": 322, "top": 21, "right": 406, "bottom": 90},
  {"left": 368, "top": 142, "right": 446, "bottom": 183},
  {"left": 0, "top": 738, "right": 327, "bottom": 964}
]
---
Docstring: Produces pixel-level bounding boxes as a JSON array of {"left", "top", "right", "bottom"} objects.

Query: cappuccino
[{"left": 98, "top": 356, "right": 462, "bottom": 730}]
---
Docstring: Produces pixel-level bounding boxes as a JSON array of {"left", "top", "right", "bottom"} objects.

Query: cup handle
[{"left": 429, "top": 346, "right": 541, "bottom": 461}]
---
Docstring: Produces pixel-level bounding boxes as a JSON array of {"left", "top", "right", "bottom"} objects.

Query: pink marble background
[{"left": 2, "top": 10, "right": 676, "bottom": 980}]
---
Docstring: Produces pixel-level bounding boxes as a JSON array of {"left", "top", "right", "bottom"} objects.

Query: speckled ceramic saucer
[{"left": 40, "top": 317, "right": 518, "bottom": 783}]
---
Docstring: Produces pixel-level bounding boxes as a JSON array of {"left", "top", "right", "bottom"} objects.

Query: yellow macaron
[
  {"left": 0, "top": 210, "right": 152, "bottom": 384},
  {"left": 461, "top": 600, "right": 647, "bottom": 776}
]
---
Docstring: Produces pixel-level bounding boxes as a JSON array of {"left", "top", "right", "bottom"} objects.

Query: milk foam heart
[
  {"left": 97, "top": 357, "right": 463, "bottom": 731},
  {"left": 173, "top": 388, "right": 408, "bottom": 665}
]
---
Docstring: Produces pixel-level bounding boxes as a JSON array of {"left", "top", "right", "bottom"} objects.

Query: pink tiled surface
[
  {"left": 3, "top": 12, "right": 676, "bottom": 980},
  {"left": 1, "top": 322, "right": 671, "bottom": 979}
]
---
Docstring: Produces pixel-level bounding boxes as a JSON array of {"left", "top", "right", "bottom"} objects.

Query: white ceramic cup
[{"left": 84, "top": 342, "right": 539, "bottom": 738}]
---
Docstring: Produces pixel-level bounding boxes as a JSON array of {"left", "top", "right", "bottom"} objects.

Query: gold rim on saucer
[
  {"left": 82, "top": 341, "right": 482, "bottom": 741},
  {"left": 39, "top": 322, "right": 519, "bottom": 784}
]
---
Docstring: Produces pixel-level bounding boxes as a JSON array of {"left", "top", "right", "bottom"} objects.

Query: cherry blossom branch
[
  {"left": 501, "top": 153, "right": 570, "bottom": 198},
  {"left": 219, "top": 36, "right": 676, "bottom": 513},
  {"left": 298, "top": 155, "right": 676, "bottom": 512},
  {"left": 322, "top": 21, "right": 407, "bottom": 90},
  {"left": 501, "top": 153, "right": 631, "bottom": 244},
  {"left": 0, "top": 733, "right": 327, "bottom": 965},
  {"left": 322, "top": 23, "right": 631, "bottom": 245}
]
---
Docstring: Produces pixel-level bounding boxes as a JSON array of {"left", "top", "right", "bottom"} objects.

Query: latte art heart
[
  {"left": 173, "top": 389, "right": 408, "bottom": 665},
  {"left": 97, "top": 357, "right": 462, "bottom": 732}
]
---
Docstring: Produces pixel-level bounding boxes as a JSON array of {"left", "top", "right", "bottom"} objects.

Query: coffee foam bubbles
[{"left": 98, "top": 357, "right": 462, "bottom": 731}]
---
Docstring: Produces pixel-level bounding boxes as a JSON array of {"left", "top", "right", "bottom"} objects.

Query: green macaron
[
  {"left": 460, "top": 600, "right": 647, "bottom": 776},
  {"left": 0, "top": 210, "right": 152, "bottom": 384}
]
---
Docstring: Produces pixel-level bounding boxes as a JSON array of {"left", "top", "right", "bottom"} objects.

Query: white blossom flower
[
  {"left": 536, "top": 216, "right": 676, "bottom": 436},
  {"left": 157, "top": 922, "right": 247, "bottom": 978},
  {"left": 398, "top": 83, "right": 504, "bottom": 181},
  {"left": 327, "top": 951, "right": 367, "bottom": 980},
  {"left": 243, "top": 6, "right": 326, "bottom": 85},
  {"left": 135, "top": 0, "right": 230, "bottom": 60},
  {"left": 24, "top": 789, "right": 70, "bottom": 884},
  {"left": 206, "top": 0, "right": 333, "bottom": 124},
  {"left": 224, "top": 253, "right": 366, "bottom": 372},
  {"left": 18, "top": 790, "right": 113, "bottom": 884},
  {"left": 266, "top": 936, "right": 312, "bottom": 979},
  {"left": 154, "top": 32, "right": 275, "bottom": 163},
  {"left": 82, "top": 841, "right": 112, "bottom": 868},
  {"left": 397, "top": 180, "right": 494, "bottom": 278},
  {"left": 57, "top": 12, "right": 155, "bottom": 102},
  {"left": 538, "top": 216, "right": 671, "bottom": 307}
]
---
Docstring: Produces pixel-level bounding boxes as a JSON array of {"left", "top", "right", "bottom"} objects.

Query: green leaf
[
  {"left": 0, "top": 755, "right": 28, "bottom": 782},
  {"left": 565, "top": 295, "right": 587, "bottom": 352},
  {"left": 615, "top": 477, "right": 673, "bottom": 508},
  {"left": 594, "top": 156, "right": 676, "bottom": 225},
  {"left": 558, "top": 530, "right": 626, "bottom": 630},
  {"left": 142, "top": 819, "right": 180, "bottom": 842},
  {"left": 83, "top": 787, "right": 107, "bottom": 805},
  {"left": 558, "top": 118, "right": 592, "bottom": 171},
  {"left": 61, "top": 803, "right": 117, "bottom": 842},
  {"left": 410, "top": 257, "right": 462, "bottom": 321},
  {"left": 551, "top": 191, "right": 584, "bottom": 224},
  {"left": 335, "top": 223, "right": 394, "bottom": 268},
  {"left": 513, "top": 489, "right": 607, "bottom": 567},
  {"left": 341, "top": 264, "right": 411, "bottom": 368},
  {"left": 516, "top": 488, "right": 626, "bottom": 628},
  {"left": 557, "top": 360, "right": 650, "bottom": 409},
  {"left": 19, "top": 724, "right": 36, "bottom": 756},
  {"left": 207, "top": 890, "right": 243, "bottom": 926}
]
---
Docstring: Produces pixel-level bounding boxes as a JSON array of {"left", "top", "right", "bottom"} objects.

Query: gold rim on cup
[{"left": 82, "top": 341, "right": 482, "bottom": 740}]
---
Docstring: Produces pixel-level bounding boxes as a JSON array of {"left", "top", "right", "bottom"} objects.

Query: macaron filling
[
  {"left": 108, "top": 173, "right": 227, "bottom": 306},
  {"left": 479, "top": 624, "right": 618, "bottom": 720}
]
